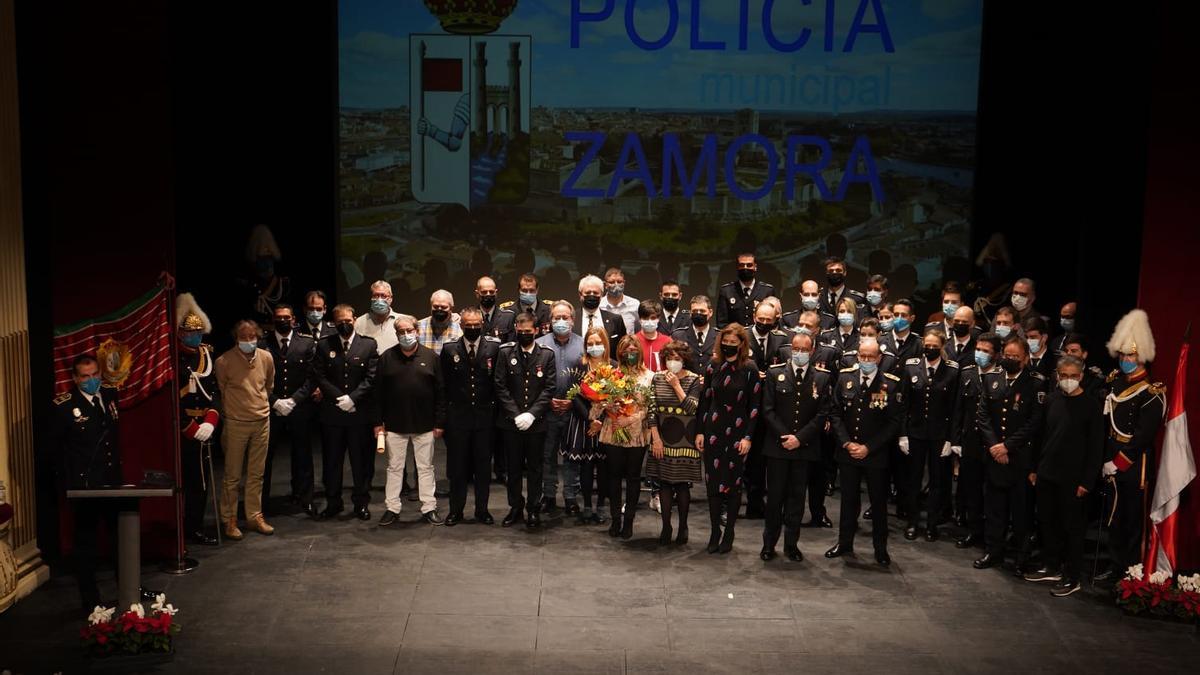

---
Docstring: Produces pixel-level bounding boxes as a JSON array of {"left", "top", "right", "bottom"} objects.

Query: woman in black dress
[
  {"left": 562, "top": 327, "right": 612, "bottom": 524},
  {"left": 695, "top": 324, "right": 761, "bottom": 553}
]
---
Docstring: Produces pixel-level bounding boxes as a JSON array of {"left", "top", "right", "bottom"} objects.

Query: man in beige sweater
[{"left": 216, "top": 320, "right": 276, "bottom": 539}]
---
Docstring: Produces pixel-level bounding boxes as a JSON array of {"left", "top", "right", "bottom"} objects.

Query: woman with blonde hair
[
  {"left": 600, "top": 334, "right": 654, "bottom": 538},
  {"left": 562, "top": 327, "right": 613, "bottom": 524}
]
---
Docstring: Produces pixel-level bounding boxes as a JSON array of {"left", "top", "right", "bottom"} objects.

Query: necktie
[
  {"left": 468, "top": 342, "right": 476, "bottom": 362},
  {"left": 343, "top": 340, "right": 350, "bottom": 353},
  {"left": 742, "top": 285, "right": 750, "bottom": 298},
  {"left": 928, "top": 366, "right": 935, "bottom": 381},
  {"left": 587, "top": 314, "right": 595, "bottom": 332},
  {"left": 759, "top": 337, "right": 767, "bottom": 354},
  {"left": 281, "top": 336, "right": 289, "bottom": 353},
  {"left": 697, "top": 331, "right": 705, "bottom": 345},
  {"left": 862, "top": 375, "right": 869, "bottom": 389}
]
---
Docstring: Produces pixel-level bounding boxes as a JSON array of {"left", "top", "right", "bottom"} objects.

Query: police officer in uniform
[
  {"left": 440, "top": 306, "right": 502, "bottom": 525},
  {"left": 818, "top": 257, "right": 868, "bottom": 325},
  {"left": 898, "top": 329, "right": 959, "bottom": 542},
  {"left": 475, "top": 276, "right": 516, "bottom": 342},
  {"left": 313, "top": 304, "right": 379, "bottom": 520},
  {"left": 760, "top": 332, "right": 833, "bottom": 562},
  {"left": 500, "top": 273, "right": 552, "bottom": 335},
  {"left": 716, "top": 253, "right": 775, "bottom": 329},
  {"left": 951, "top": 332, "right": 1003, "bottom": 549},
  {"left": 175, "top": 293, "right": 220, "bottom": 546},
  {"left": 296, "top": 290, "right": 337, "bottom": 341},
  {"left": 1100, "top": 310, "right": 1166, "bottom": 577},
  {"left": 744, "top": 303, "right": 790, "bottom": 518},
  {"left": 826, "top": 339, "right": 903, "bottom": 567},
  {"left": 51, "top": 355, "right": 123, "bottom": 610},
  {"left": 671, "top": 295, "right": 716, "bottom": 365},
  {"left": 493, "top": 312, "right": 557, "bottom": 529},
  {"left": 260, "top": 303, "right": 318, "bottom": 516}
]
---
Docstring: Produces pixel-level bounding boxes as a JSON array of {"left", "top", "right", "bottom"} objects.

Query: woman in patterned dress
[
  {"left": 695, "top": 324, "right": 761, "bottom": 554},
  {"left": 645, "top": 340, "right": 704, "bottom": 545},
  {"left": 562, "top": 327, "right": 613, "bottom": 524}
]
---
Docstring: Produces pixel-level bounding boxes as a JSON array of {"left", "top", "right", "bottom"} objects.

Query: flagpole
[
  {"left": 161, "top": 272, "right": 198, "bottom": 575},
  {"left": 420, "top": 40, "right": 427, "bottom": 193}
]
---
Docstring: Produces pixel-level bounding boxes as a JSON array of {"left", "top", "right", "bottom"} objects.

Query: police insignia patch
[{"left": 1037, "top": 392, "right": 1045, "bottom": 404}]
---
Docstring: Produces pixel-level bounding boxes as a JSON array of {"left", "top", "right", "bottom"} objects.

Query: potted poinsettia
[
  {"left": 81, "top": 593, "right": 180, "bottom": 661},
  {"left": 1116, "top": 565, "right": 1200, "bottom": 623}
]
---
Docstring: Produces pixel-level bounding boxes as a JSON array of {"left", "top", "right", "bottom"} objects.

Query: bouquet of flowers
[
  {"left": 81, "top": 594, "right": 180, "bottom": 656},
  {"left": 1116, "top": 565, "right": 1200, "bottom": 622},
  {"left": 566, "top": 362, "right": 651, "bottom": 444}
]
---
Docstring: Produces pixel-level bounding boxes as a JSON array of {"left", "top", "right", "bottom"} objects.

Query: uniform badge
[
  {"left": 1037, "top": 392, "right": 1045, "bottom": 404},
  {"left": 812, "top": 383, "right": 819, "bottom": 399},
  {"left": 536, "top": 367, "right": 544, "bottom": 378},
  {"left": 510, "top": 358, "right": 518, "bottom": 365},
  {"left": 329, "top": 350, "right": 336, "bottom": 358},
  {"left": 777, "top": 373, "right": 786, "bottom": 382},
  {"left": 419, "top": 363, "right": 426, "bottom": 367},
  {"left": 911, "top": 375, "right": 919, "bottom": 384},
  {"left": 453, "top": 353, "right": 461, "bottom": 363},
  {"left": 72, "top": 407, "right": 81, "bottom": 418},
  {"left": 846, "top": 380, "right": 854, "bottom": 390},
  {"left": 991, "top": 381, "right": 999, "bottom": 390}
]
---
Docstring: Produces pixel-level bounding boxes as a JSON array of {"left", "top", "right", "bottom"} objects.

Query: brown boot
[
  {"left": 248, "top": 513, "right": 275, "bottom": 536},
  {"left": 224, "top": 518, "right": 244, "bottom": 541}
]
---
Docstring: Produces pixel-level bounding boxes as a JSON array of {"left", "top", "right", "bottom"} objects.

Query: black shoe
[
  {"left": 955, "top": 514, "right": 968, "bottom": 528},
  {"left": 1093, "top": 568, "right": 1115, "bottom": 582},
  {"left": 924, "top": 527, "right": 940, "bottom": 543},
  {"left": 717, "top": 527, "right": 735, "bottom": 553},
  {"left": 318, "top": 506, "right": 343, "bottom": 520},
  {"left": 565, "top": 503, "right": 581, "bottom": 517},
  {"left": 609, "top": 520, "right": 622, "bottom": 537},
  {"left": 1023, "top": 567, "right": 1062, "bottom": 583},
  {"left": 1050, "top": 578, "right": 1081, "bottom": 597},
  {"left": 502, "top": 509, "right": 523, "bottom": 527},
  {"left": 813, "top": 514, "right": 833, "bottom": 528},
  {"left": 760, "top": 546, "right": 776, "bottom": 561},
  {"left": 301, "top": 502, "right": 319, "bottom": 518},
  {"left": 904, "top": 525, "right": 919, "bottom": 541},
  {"left": 474, "top": 512, "right": 495, "bottom": 525},
  {"left": 526, "top": 511, "right": 542, "bottom": 529},
  {"left": 619, "top": 520, "right": 633, "bottom": 539},
  {"left": 955, "top": 533, "right": 982, "bottom": 549},
  {"left": 421, "top": 510, "right": 444, "bottom": 525},
  {"left": 825, "top": 543, "right": 852, "bottom": 558},
  {"left": 354, "top": 506, "right": 371, "bottom": 521},
  {"left": 875, "top": 549, "right": 891, "bottom": 567},
  {"left": 378, "top": 510, "right": 400, "bottom": 527},
  {"left": 707, "top": 530, "right": 721, "bottom": 553},
  {"left": 188, "top": 530, "right": 218, "bottom": 546},
  {"left": 973, "top": 552, "right": 999, "bottom": 569},
  {"left": 785, "top": 547, "right": 804, "bottom": 562},
  {"left": 659, "top": 525, "right": 673, "bottom": 545},
  {"left": 444, "top": 513, "right": 461, "bottom": 527},
  {"left": 675, "top": 524, "right": 688, "bottom": 545}
]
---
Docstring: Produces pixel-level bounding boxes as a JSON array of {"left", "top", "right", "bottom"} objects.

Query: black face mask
[
  {"left": 479, "top": 295, "right": 496, "bottom": 309},
  {"left": 720, "top": 343, "right": 739, "bottom": 358},
  {"left": 275, "top": 320, "right": 292, "bottom": 333},
  {"left": 754, "top": 322, "right": 772, "bottom": 336},
  {"left": 1000, "top": 357, "right": 1021, "bottom": 374},
  {"left": 336, "top": 322, "right": 354, "bottom": 338},
  {"left": 924, "top": 347, "right": 942, "bottom": 361},
  {"left": 662, "top": 298, "right": 679, "bottom": 312},
  {"left": 582, "top": 295, "right": 601, "bottom": 310},
  {"left": 737, "top": 268, "right": 755, "bottom": 282},
  {"left": 826, "top": 273, "right": 845, "bottom": 287},
  {"left": 462, "top": 327, "right": 482, "bottom": 342},
  {"left": 517, "top": 333, "right": 535, "bottom": 347},
  {"left": 691, "top": 313, "right": 708, "bottom": 327},
  {"left": 431, "top": 309, "right": 450, "bottom": 322},
  {"left": 952, "top": 323, "right": 971, "bottom": 338}
]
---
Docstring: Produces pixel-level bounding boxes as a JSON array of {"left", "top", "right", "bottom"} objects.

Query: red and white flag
[{"left": 1144, "top": 339, "right": 1196, "bottom": 576}]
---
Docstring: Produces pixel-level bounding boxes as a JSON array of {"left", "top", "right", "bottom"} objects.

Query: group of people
[{"left": 53, "top": 252, "right": 1166, "bottom": 608}]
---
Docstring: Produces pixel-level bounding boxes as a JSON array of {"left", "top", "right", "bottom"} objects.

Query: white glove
[
  {"left": 898, "top": 436, "right": 910, "bottom": 455},
  {"left": 1102, "top": 461, "right": 1118, "bottom": 477},
  {"left": 514, "top": 412, "right": 535, "bottom": 431},
  {"left": 336, "top": 395, "right": 356, "bottom": 413},
  {"left": 940, "top": 441, "right": 953, "bottom": 458},
  {"left": 193, "top": 422, "right": 214, "bottom": 442},
  {"left": 273, "top": 398, "right": 296, "bottom": 416},
  {"left": 950, "top": 445, "right": 963, "bottom": 457}
]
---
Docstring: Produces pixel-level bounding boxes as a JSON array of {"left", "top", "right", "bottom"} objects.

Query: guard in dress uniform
[
  {"left": 671, "top": 323, "right": 717, "bottom": 367},
  {"left": 175, "top": 293, "right": 221, "bottom": 546},
  {"left": 50, "top": 355, "right": 123, "bottom": 609},
  {"left": 973, "top": 340, "right": 1047, "bottom": 570},
  {"left": 716, "top": 254, "right": 775, "bottom": 329},
  {"left": 760, "top": 332, "right": 833, "bottom": 562},
  {"left": 493, "top": 313, "right": 557, "bottom": 529},
  {"left": 499, "top": 298, "right": 552, "bottom": 336},
  {"left": 826, "top": 341, "right": 904, "bottom": 567},
  {"left": 1101, "top": 310, "right": 1166, "bottom": 576},
  {"left": 744, "top": 312, "right": 790, "bottom": 518},
  {"left": 259, "top": 303, "right": 318, "bottom": 516},
  {"left": 313, "top": 305, "right": 379, "bottom": 520},
  {"left": 440, "top": 311, "right": 502, "bottom": 526},
  {"left": 481, "top": 300, "right": 517, "bottom": 343},
  {"left": 949, "top": 333, "right": 1003, "bottom": 550},
  {"left": 898, "top": 340, "right": 960, "bottom": 542}
]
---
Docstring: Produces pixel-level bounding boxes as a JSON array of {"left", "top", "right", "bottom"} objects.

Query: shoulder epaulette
[
  {"left": 814, "top": 363, "right": 829, "bottom": 372},
  {"left": 499, "top": 300, "right": 516, "bottom": 309},
  {"left": 781, "top": 309, "right": 799, "bottom": 318},
  {"left": 1088, "top": 365, "right": 1103, "bottom": 377},
  {"left": 1149, "top": 382, "right": 1167, "bottom": 396},
  {"left": 484, "top": 335, "right": 501, "bottom": 342},
  {"left": 54, "top": 391, "right": 72, "bottom": 405},
  {"left": 945, "top": 360, "right": 960, "bottom": 368},
  {"left": 769, "top": 329, "right": 787, "bottom": 336},
  {"left": 905, "top": 357, "right": 921, "bottom": 365},
  {"left": 961, "top": 364, "right": 977, "bottom": 371},
  {"left": 498, "top": 341, "right": 516, "bottom": 349},
  {"left": 1106, "top": 369, "right": 1119, "bottom": 383},
  {"left": 1030, "top": 371, "right": 1046, "bottom": 380},
  {"left": 542, "top": 299, "right": 554, "bottom": 305},
  {"left": 767, "top": 362, "right": 786, "bottom": 369},
  {"left": 884, "top": 372, "right": 901, "bottom": 381},
  {"left": 719, "top": 281, "right": 736, "bottom": 288},
  {"left": 840, "top": 364, "right": 859, "bottom": 372}
]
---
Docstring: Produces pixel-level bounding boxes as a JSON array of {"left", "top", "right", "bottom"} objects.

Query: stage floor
[{"left": 2, "top": 450, "right": 1196, "bottom": 674}]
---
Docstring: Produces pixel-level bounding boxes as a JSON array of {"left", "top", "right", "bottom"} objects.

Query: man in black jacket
[
  {"left": 259, "top": 303, "right": 318, "bottom": 516},
  {"left": 950, "top": 332, "right": 1003, "bottom": 550},
  {"left": 671, "top": 294, "right": 716, "bottom": 366},
  {"left": 898, "top": 329, "right": 960, "bottom": 542},
  {"left": 577, "top": 274, "right": 626, "bottom": 354},
  {"left": 716, "top": 252, "right": 775, "bottom": 329}
]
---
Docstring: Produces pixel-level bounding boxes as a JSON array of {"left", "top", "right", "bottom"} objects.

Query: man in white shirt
[
  {"left": 599, "top": 266, "right": 639, "bottom": 335},
  {"left": 354, "top": 280, "right": 400, "bottom": 355}
]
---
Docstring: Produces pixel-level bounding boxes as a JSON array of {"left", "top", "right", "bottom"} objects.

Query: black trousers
[
  {"left": 70, "top": 498, "right": 120, "bottom": 609},
  {"left": 446, "top": 424, "right": 493, "bottom": 517},
  {"left": 744, "top": 426, "right": 767, "bottom": 515},
  {"left": 605, "top": 443, "right": 646, "bottom": 524},
  {"left": 764, "top": 457, "right": 809, "bottom": 550},
  {"left": 984, "top": 478, "right": 1029, "bottom": 559},
  {"left": 264, "top": 405, "right": 316, "bottom": 507},
  {"left": 322, "top": 423, "right": 372, "bottom": 511},
  {"left": 838, "top": 463, "right": 889, "bottom": 552},
  {"left": 957, "top": 449, "right": 986, "bottom": 539},
  {"left": 1108, "top": 477, "right": 1146, "bottom": 574},
  {"left": 906, "top": 438, "right": 951, "bottom": 529},
  {"left": 180, "top": 434, "right": 208, "bottom": 533},
  {"left": 504, "top": 429, "right": 545, "bottom": 511},
  {"left": 1038, "top": 477, "right": 1087, "bottom": 579}
]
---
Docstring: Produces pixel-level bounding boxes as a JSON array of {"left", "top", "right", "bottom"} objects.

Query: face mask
[
  {"left": 238, "top": 341, "right": 257, "bottom": 354},
  {"left": 370, "top": 298, "right": 390, "bottom": 315},
  {"left": 641, "top": 320, "right": 658, "bottom": 334},
  {"left": 519, "top": 292, "right": 537, "bottom": 306},
  {"left": 431, "top": 309, "right": 450, "bottom": 322},
  {"left": 1059, "top": 378, "right": 1080, "bottom": 394},
  {"left": 398, "top": 333, "right": 418, "bottom": 349},
  {"left": 691, "top": 313, "right": 708, "bottom": 327},
  {"left": 995, "top": 324, "right": 1012, "bottom": 338},
  {"left": 662, "top": 298, "right": 679, "bottom": 312},
  {"left": 792, "top": 351, "right": 811, "bottom": 367},
  {"left": 517, "top": 332, "right": 535, "bottom": 347},
  {"left": 552, "top": 319, "right": 571, "bottom": 336},
  {"left": 80, "top": 376, "right": 102, "bottom": 395},
  {"left": 607, "top": 283, "right": 624, "bottom": 296},
  {"left": 720, "top": 343, "right": 738, "bottom": 358},
  {"left": 586, "top": 344, "right": 605, "bottom": 358},
  {"left": 666, "top": 359, "right": 683, "bottom": 374},
  {"left": 462, "top": 327, "right": 482, "bottom": 341},
  {"left": 866, "top": 290, "right": 883, "bottom": 306},
  {"left": 826, "top": 272, "right": 845, "bottom": 287},
  {"left": 1060, "top": 318, "right": 1075, "bottom": 331},
  {"left": 952, "top": 323, "right": 971, "bottom": 338},
  {"left": 582, "top": 295, "right": 601, "bottom": 310},
  {"left": 974, "top": 350, "right": 991, "bottom": 369},
  {"left": 275, "top": 320, "right": 293, "bottom": 334},
  {"left": 754, "top": 322, "right": 772, "bottom": 336},
  {"left": 306, "top": 310, "right": 324, "bottom": 325},
  {"left": 737, "top": 268, "right": 755, "bottom": 282},
  {"left": 1010, "top": 294, "right": 1028, "bottom": 311},
  {"left": 1027, "top": 338, "right": 1042, "bottom": 353},
  {"left": 943, "top": 302, "right": 960, "bottom": 316},
  {"left": 181, "top": 333, "right": 203, "bottom": 348},
  {"left": 336, "top": 322, "right": 354, "bottom": 338},
  {"left": 801, "top": 295, "right": 820, "bottom": 310},
  {"left": 1000, "top": 357, "right": 1021, "bottom": 374},
  {"left": 837, "top": 312, "right": 854, "bottom": 327},
  {"left": 924, "top": 347, "right": 942, "bottom": 361},
  {"left": 795, "top": 326, "right": 813, "bottom": 336},
  {"left": 859, "top": 361, "right": 878, "bottom": 375},
  {"left": 624, "top": 352, "right": 640, "bottom": 365},
  {"left": 878, "top": 319, "right": 894, "bottom": 332},
  {"left": 479, "top": 295, "right": 496, "bottom": 309},
  {"left": 1119, "top": 359, "right": 1138, "bottom": 374},
  {"left": 893, "top": 316, "right": 910, "bottom": 332}
]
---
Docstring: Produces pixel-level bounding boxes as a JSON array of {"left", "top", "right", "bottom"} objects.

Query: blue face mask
[
  {"left": 586, "top": 345, "right": 605, "bottom": 358},
  {"left": 892, "top": 317, "right": 910, "bottom": 332},
  {"left": 1119, "top": 359, "right": 1138, "bottom": 374},
  {"left": 307, "top": 310, "right": 324, "bottom": 325},
  {"left": 792, "top": 351, "right": 811, "bottom": 367},
  {"left": 181, "top": 333, "right": 202, "bottom": 348},
  {"left": 974, "top": 350, "right": 991, "bottom": 369},
  {"left": 80, "top": 376, "right": 102, "bottom": 395},
  {"left": 1027, "top": 338, "right": 1042, "bottom": 354},
  {"left": 866, "top": 290, "right": 883, "bottom": 306},
  {"left": 943, "top": 302, "right": 960, "bottom": 316},
  {"left": 238, "top": 341, "right": 257, "bottom": 354},
  {"left": 859, "top": 361, "right": 878, "bottom": 375},
  {"left": 370, "top": 298, "right": 390, "bottom": 315},
  {"left": 551, "top": 319, "right": 570, "bottom": 336},
  {"left": 878, "top": 319, "right": 894, "bottom": 332},
  {"left": 837, "top": 312, "right": 854, "bottom": 327},
  {"left": 995, "top": 324, "right": 1012, "bottom": 338},
  {"left": 795, "top": 326, "right": 812, "bottom": 336},
  {"left": 398, "top": 333, "right": 418, "bottom": 349},
  {"left": 1060, "top": 318, "right": 1075, "bottom": 332},
  {"left": 519, "top": 292, "right": 537, "bottom": 306},
  {"left": 801, "top": 296, "right": 820, "bottom": 310}
]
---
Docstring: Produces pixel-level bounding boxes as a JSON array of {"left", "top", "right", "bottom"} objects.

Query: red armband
[{"left": 1112, "top": 451, "right": 1134, "bottom": 472}]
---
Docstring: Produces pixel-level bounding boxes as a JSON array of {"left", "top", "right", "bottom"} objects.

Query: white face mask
[
  {"left": 665, "top": 359, "right": 683, "bottom": 374},
  {"left": 1011, "top": 294, "right": 1029, "bottom": 311},
  {"left": 641, "top": 320, "right": 658, "bottom": 334},
  {"left": 1058, "top": 377, "right": 1080, "bottom": 394}
]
